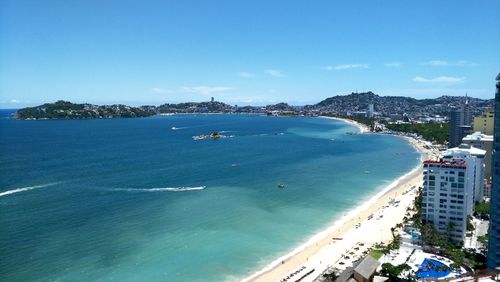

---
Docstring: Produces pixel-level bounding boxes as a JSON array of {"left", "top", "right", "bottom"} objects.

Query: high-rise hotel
[
  {"left": 422, "top": 145, "right": 485, "bottom": 241},
  {"left": 449, "top": 98, "right": 473, "bottom": 148},
  {"left": 487, "top": 73, "right": 500, "bottom": 269}
]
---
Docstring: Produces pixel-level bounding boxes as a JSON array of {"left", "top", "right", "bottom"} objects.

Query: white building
[
  {"left": 367, "top": 104, "right": 374, "bottom": 118},
  {"left": 443, "top": 145, "right": 486, "bottom": 203},
  {"left": 462, "top": 131, "right": 493, "bottom": 181},
  {"left": 422, "top": 145, "right": 486, "bottom": 241}
]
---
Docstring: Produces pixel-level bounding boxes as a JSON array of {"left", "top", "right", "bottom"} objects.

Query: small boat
[
  {"left": 277, "top": 183, "right": 286, "bottom": 189},
  {"left": 172, "top": 127, "right": 178, "bottom": 130}
]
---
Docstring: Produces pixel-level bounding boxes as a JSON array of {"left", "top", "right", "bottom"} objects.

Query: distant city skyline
[{"left": 1, "top": 0, "right": 499, "bottom": 108}]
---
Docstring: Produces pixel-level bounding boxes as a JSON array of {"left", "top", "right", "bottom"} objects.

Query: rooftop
[
  {"left": 354, "top": 255, "right": 380, "bottom": 279},
  {"left": 462, "top": 131, "right": 493, "bottom": 142},
  {"left": 423, "top": 160, "right": 467, "bottom": 168},
  {"left": 446, "top": 145, "right": 487, "bottom": 157}
]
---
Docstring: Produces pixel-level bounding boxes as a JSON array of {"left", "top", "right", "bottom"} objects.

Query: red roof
[{"left": 423, "top": 160, "right": 467, "bottom": 168}]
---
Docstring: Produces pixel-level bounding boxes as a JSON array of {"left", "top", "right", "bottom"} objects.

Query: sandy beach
[
  {"left": 243, "top": 119, "right": 438, "bottom": 282},
  {"left": 319, "top": 116, "right": 371, "bottom": 133}
]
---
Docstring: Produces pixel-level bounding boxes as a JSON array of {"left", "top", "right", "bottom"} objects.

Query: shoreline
[
  {"left": 242, "top": 119, "right": 435, "bottom": 282},
  {"left": 319, "top": 116, "right": 370, "bottom": 133}
]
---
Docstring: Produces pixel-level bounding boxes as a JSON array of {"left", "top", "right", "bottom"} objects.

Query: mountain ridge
[{"left": 15, "top": 92, "right": 494, "bottom": 120}]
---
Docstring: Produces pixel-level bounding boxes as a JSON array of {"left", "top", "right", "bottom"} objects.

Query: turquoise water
[{"left": 0, "top": 112, "right": 420, "bottom": 281}]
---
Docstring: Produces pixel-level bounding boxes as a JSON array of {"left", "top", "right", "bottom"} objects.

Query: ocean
[{"left": 0, "top": 111, "right": 420, "bottom": 281}]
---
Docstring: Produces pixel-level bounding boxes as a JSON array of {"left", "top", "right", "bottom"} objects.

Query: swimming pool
[
  {"left": 416, "top": 258, "right": 451, "bottom": 279},
  {"left": 410, "top": 231, "right": 421, "bottom": 240}
]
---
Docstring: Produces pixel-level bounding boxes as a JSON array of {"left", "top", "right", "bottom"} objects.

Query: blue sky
[{"left": 1, "top": 0, "right": 499, "bottom": 108}]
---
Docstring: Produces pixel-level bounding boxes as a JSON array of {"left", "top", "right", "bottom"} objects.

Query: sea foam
[
  {"left": 110, "top": 186, "right": 206, "bottom": 192},
  {"left": 0, "top": 182, "right": 60, "bottom": 197}
]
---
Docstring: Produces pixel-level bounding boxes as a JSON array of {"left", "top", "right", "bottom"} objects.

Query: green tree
[
  {"left": 380, "top": 263, "right": 412, "bottom": 281},
  {"left": 386, "top": 122, "right": 449, "bottom": 144},
  {"left": 322, "top": 271, "right": 338, "bottom": 282},
  {"left": 474, "top": 201, "right": 490, "bottom": 219},
  {"left": 466, "top": 215, "right": 474, "bottom": 232}
]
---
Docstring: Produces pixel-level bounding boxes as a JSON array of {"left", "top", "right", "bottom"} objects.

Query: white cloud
[
  {"left": 151, "top": 87, "right": 171, "bottom": 94},
  {"left": 10, "top": 99, "right": 21, "bottom": 103},
  {"left": 181, "top": 86, "right": 233, "bottom": 95},
  {"left": 331, "top": 64, "right": 369, "bottom": 70},
  {"left": 238, "top": 72, "right": 256, "bottom": 78},
  {"left": 384, "top": 62, "right": 401, "bottom": 67},
  {"left": 422, "top": 60, "right": 477, "bottom": 67},
  {"left": 264, "top": 69, "right": 285, "bottom": 77},
  {"left": 412, "top": 76, "right": 465, "bottom": 83},
  {"left": 423, "top": 60, "right": 449, "bottom": 66}
]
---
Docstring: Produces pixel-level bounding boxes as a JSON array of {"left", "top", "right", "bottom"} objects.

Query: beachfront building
[
  {"left": 449, "top": 99, "right": 473, "bottom": 148},
  {"left": 473, "top": 108, "right": 494, "bottom": 135},
  {"left": 445, "top": 145, "right": 486, "bottom": 203},
  {"left": 352, "top": 256, "right": 380, "bottom": 282},
  {"left": 487, "top": 73, "right": 500, "bottom": 269},
  {"left": 422, "top": 145, "right": 486, "bottom": 241},
  {"left": 462, "top": 131, "right": 493, "bottom": 181}
]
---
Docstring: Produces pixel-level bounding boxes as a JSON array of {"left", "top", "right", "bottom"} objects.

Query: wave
[
  {"left": 110, "top": 186, "right": 206, "bottom": 192},
  {"left": 0, "top": 182, "right": 59, "bottom": 197}
]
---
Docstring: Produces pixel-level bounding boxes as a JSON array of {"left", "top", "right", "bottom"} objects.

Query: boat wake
[
  {"left": 0, "top": 182, "right": 60, "bottom": 197},
  {"left": 171, "top": 126, "right": 188, "bottom": 130},
  {"left": 110, "top": 186, "right": 207, "bottom": 192}
]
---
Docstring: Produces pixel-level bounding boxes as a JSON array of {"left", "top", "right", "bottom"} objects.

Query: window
[{"left": 459, "top": 172, "right": 464, "bottom": 177}]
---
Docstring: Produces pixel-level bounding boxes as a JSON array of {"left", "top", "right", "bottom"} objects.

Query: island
[{"left": 15, "top": 100, "right": 157, "bottom": 120}]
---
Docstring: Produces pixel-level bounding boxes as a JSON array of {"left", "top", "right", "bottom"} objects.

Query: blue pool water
[
  {"left": 416, "top": 258, "right": 451, "bottom": 279},
  {"left": 410, "top": 231, "right": 421, "bottom": 240}
]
